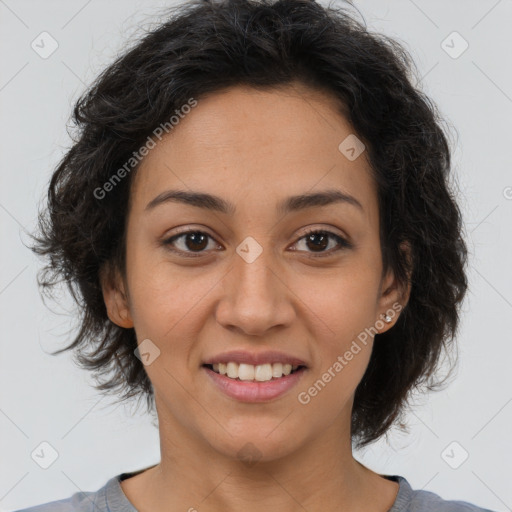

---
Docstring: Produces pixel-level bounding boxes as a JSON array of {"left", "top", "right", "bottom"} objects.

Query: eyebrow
[{"left": 145, "top": 188, "right": 364, "bottom": 215}]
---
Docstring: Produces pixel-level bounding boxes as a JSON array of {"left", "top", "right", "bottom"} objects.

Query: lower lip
[{"left": 203, "top": 366, "right": 307, "bottom": 402}]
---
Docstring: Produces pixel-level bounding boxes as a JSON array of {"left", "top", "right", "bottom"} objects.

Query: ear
[
  {"left": 99, "top": 263, "right": 134, "bottom": 329},
  {"left": 376, "top": 241, "right": 412, "bottom": 333}
]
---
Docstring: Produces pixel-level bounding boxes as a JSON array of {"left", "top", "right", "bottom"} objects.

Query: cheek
[
  {"left": 125, "top": 263, "right": 205, "bottom": 392},
  {"left": 129, "top": 270, "right": 204, "bottom": 340},
  {"left": 298, "top": 263, "right": 381, "bottom": 337},
  {"left": 294, "top": 320, "right": 374, "bottom": 430},
  {"left": 124, "top": 252, "right": 223, "bottom": 379},
  {"left": 124, "top": 236, "right": 198, "bottom": 334},
  {"left": 296, "top": 279, "right": 376, "bottom": 419},
  {"left": 296, "top": 260, "right": 381, "bottom": 387}
]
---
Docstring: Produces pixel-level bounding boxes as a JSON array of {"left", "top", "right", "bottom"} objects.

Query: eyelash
[{"left": 162, "top": 227, "right": 352, "bottom": 258}]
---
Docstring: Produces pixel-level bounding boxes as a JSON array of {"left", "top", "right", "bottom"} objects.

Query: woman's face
[{"left": 103, "top": 83, "right": 405, "bottom": 462}]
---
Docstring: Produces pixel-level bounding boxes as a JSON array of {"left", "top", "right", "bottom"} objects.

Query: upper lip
[{"left": 203, "top": 350, "right": 308, "bottom": 367}]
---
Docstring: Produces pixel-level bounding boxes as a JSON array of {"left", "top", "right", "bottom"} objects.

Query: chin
[{"left": 205, "top": 423, "right": 304, "bottom": 464}]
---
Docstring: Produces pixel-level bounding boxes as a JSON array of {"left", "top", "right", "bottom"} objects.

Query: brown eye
[
  {"left": 305, "top": 232, "right": 329, "bottom": 252},
  {"left": 162, "top": 228, "right": 351, "bottom": 259},
  {"left": 181, "top": 232, "right": 209, "bottom": 251},
  {"left": 163, "top": 230, "right": 218, "bottom": 256},
  {"left": 293, "top": 229, "right": 352, "bottom": 257}
]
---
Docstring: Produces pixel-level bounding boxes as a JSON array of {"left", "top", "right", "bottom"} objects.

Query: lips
[
  {"left": 203, "top": 364, "right": 307, "bottom": 402},
  {"left": 201, "top": 349, "right": 309, "bottom": 402},
  {"left": 202, "top": 350, "right": 308, "bottom": 367}
]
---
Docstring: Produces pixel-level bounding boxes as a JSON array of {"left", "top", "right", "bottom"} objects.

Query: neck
[{"left": 121, "top": 413, "right": 398, "bottom": 512}]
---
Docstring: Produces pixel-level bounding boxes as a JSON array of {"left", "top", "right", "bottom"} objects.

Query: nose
[{"left": 215, "top": 244, "right": 295, "bottom": 337}]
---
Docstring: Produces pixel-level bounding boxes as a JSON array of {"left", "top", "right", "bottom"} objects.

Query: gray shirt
[{"left": 13, "top": 467, "right": 497, "bottom": 512}]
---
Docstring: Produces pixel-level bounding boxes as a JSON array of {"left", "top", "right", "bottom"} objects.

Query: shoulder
[
  {"left": 13, "top": 465, "right": 153, "bottom": 512},
  {"left": 11, "top": 479, "right": 111, "bottom": 512},
  {"left": 391, "top": 475, "right": 497, "bottom": 512},
  {"left": 12, "top": 493, "right": 97, "bottom": 512}
]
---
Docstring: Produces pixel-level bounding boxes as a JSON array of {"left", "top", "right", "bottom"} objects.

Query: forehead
[{"left": 130, "top": 84, "right": 377, "bottom": 225}]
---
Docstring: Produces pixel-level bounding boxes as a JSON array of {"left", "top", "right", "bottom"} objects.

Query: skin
[{"left": 101, "top": 82, "right": 411, "bottom": 512}]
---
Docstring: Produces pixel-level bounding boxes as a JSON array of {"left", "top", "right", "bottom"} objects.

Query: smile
[
  {"left": 204, "top": 362, "right": 304, "bottom": 382},
  {"left": 202, "top": 364, "right": 307, "bottom": 402}
]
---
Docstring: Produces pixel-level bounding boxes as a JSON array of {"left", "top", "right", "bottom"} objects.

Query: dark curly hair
[{"left": 29, "top": 0, "right": 468, "bottom": 449}]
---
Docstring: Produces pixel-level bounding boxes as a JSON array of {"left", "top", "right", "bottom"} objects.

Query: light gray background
[{"left": 1, "top": 0, "right": 511, "bottom": 510}]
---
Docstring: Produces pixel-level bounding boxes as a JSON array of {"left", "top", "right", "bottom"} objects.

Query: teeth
[
  {"left": 238, "top": 363, "right": 255, "bottom": 381},
  {"left": 208, "top": 362, "right": 301, "bottom": 381},
  {"left": 255, "top": 363, "right": 272, "bottom": 381},
  {"left": 272, "top": 363, "right": 283, "bottom": 377},
  {"left": 227, "top": 362, "right": 238, "bottom": 379}
]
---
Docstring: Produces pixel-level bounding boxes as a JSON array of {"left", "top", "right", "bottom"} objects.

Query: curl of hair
[{"left": 29, "top": 0, "right": 468, "bottom": 448}]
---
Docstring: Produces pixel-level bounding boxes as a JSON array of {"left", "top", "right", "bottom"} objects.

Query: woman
[{"left": 18, "top": 0, "right": 496, "bottom": 510}]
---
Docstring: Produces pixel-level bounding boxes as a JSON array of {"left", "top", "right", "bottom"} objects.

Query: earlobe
[
  {"left": 99, "top": 264, "right": 134, "bottom": 329},
  {"left": 377, "top": 242, "right": 413, "bottom": 333}
]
